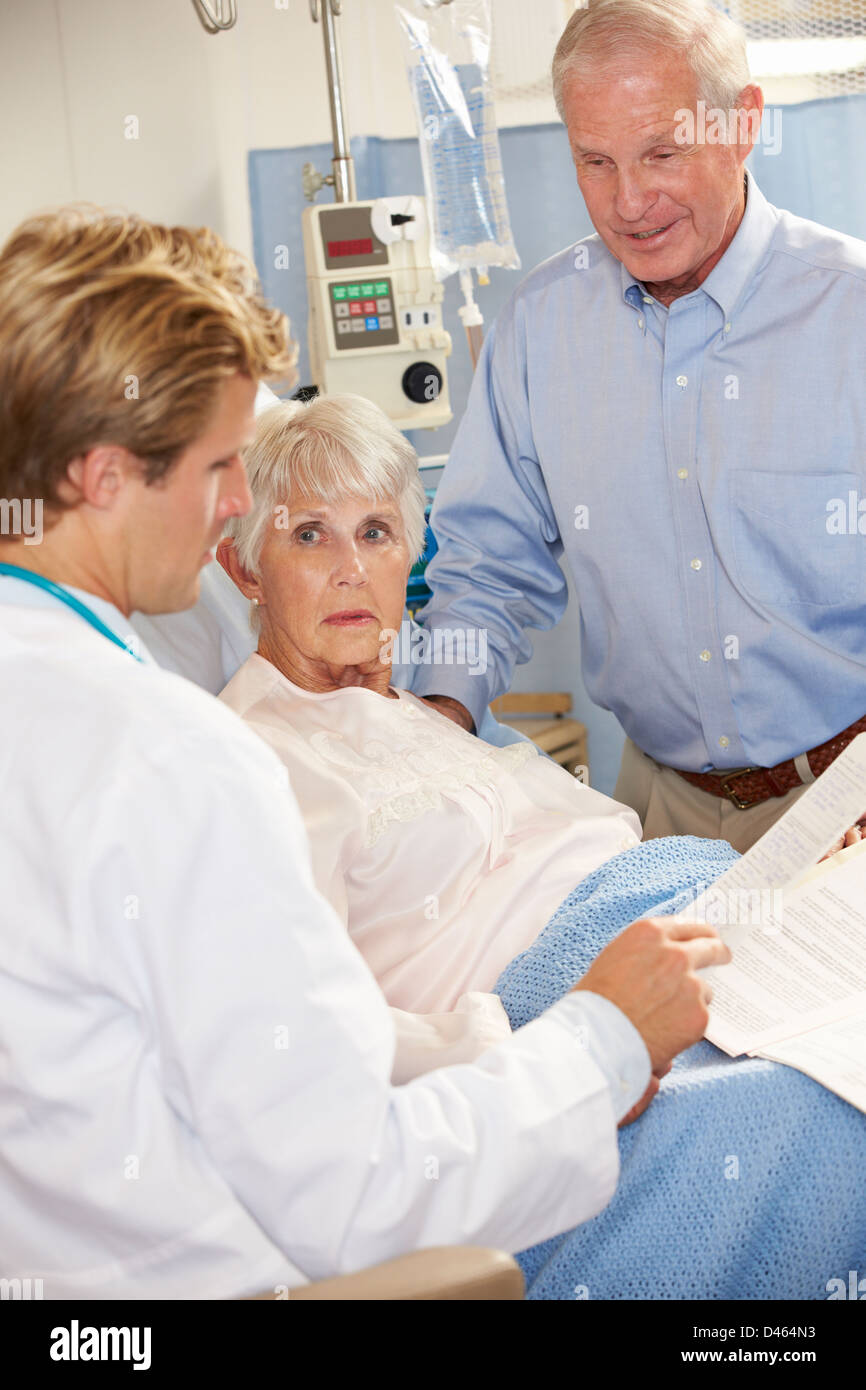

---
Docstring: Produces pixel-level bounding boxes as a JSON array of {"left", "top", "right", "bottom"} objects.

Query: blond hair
[
  {"left": 0, "top": 204, "right": 296, "bottom": 510},
  {"left": 225, "top": 393, "right": 427, "bottom": 578},
  {"left": 552, "top": 0, "right": 751, "bottom": 118}
]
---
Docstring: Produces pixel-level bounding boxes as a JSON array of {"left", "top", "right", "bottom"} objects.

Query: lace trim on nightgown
[{"left": 307, "top": 711, "right": 538, "bottom": 848}]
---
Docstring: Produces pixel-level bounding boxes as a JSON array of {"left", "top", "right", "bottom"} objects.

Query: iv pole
[
  {"left": 307, "top": 1, "right": 356, "bottom": 204},
  {"left": 306, "top": 0, "right": 452, "bottom": 205},
  {"left": 189, "top": 0, "right": 353, "bottom": 204}
]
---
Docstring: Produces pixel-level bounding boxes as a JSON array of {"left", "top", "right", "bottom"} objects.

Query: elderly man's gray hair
[
  {"left": 224, "top": 392, "right": 428, "bottom": 579},
  {"left": 552, "top": 0, "right": 752, "bottom": 119}
]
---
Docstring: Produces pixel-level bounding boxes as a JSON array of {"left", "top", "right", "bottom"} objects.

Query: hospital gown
[{"left": 219, "top": 652, "right": 641, "bottom": 1015}]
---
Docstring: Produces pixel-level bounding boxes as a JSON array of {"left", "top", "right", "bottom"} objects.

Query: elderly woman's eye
[
  {"left": 296, "top": 527, "right": 320, "bottom": 543},
  {"left": 364, "top": 525, "right": 389, "bottom": 541}
]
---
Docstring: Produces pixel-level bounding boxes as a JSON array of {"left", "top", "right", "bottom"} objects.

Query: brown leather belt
[{"left": 674, "top": 714, "right": 866, "bottom": 810}]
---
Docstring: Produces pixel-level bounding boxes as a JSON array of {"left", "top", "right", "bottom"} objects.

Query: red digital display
[{"left": 327, "top": 238, "right": 373, "bottom": 258}]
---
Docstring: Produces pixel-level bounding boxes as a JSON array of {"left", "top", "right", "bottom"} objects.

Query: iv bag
[{"left": 395, "top": 0, "right": 520, "bottom": 281}]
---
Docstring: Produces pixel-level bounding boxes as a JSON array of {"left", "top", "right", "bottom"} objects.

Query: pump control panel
[{"left": 302, "top": 196, "right": 452, "bottom": 430}]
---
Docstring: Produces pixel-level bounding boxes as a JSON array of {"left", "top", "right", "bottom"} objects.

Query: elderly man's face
[
  {"left": 253, "top": 492, "right": 411, "bottom": 684},
  {"left": 561, "top": 48, "right": 760, "bottom": 299}
]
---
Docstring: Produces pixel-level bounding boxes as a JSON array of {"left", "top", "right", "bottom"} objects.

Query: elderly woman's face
[{"left": 255, "top": 492, "right": 412, "bottom": 674}]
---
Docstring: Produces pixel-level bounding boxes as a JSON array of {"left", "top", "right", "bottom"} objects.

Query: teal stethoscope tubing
[{"left": 0, "top": 563, "right": 144, "bottom": 663}]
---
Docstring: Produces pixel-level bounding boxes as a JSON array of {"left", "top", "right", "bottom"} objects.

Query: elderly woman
[
  {"left": 217, "top": 393, "right": 642, "bottom": 1073},
  {"left": 217, "top": 392, "right": 866, "bottom": 1302}
]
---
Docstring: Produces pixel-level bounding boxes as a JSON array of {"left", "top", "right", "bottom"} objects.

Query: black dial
[{"left": 402, "top": 362, "right": 443, "bottom": 405}]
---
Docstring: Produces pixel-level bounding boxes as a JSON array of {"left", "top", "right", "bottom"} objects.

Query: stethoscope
[{"left": 0, "top": 563, "right": 144, "bottom": 663}]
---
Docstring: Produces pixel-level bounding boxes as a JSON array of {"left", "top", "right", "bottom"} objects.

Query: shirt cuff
[{"left": 544, "top": 990, "right": 652, "bottom": 1122}]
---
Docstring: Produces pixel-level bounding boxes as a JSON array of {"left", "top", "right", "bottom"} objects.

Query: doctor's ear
[
  {"left": 62, "top": 446, "right": 136, "bottom": 509},
  {"left": 216, "top": 537, "right": 263, "bottom": 605}
]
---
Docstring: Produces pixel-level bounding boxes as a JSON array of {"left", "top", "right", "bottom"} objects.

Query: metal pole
[{"left": 319, "top": 0, "right": 356, "bottom": 203}]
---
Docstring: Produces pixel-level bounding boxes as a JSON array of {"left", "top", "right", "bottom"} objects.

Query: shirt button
[
  {"left": 699, "top": 649, "right": 712, "bottom": 663},
  {"left": 719, "top": 735, "right": 730, "bottom": 748},
  {"left": 676, "top": 374, "right": 688, "bottom": 387},
  {"left": 637, "top": 316, "right": 645, "bottom": 328},
  {"left": 677, "top": 468, "right": 689, "bottom": 480},
  {"left": 690, "top": 558, "right": 702, "bottom": 571},
  {"left": 724, "top": 322, "right": 732, "bottom": 333},
  {"left": 643, "top": 296, "right": 653, "bottom": 304}
]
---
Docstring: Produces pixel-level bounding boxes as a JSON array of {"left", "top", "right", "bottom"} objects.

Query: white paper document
[
  {"left": 682, "top": 733, "right": 866, "bottom": 921},
  {"left": 671, "top": 735, "right": 866, "bottom": 1111},
  {"left": 761, "top": 1013, "right": 866, "bottom": 1114},
  {"left": 702, "top": 851, "right": 866, "bottom": 1056}
]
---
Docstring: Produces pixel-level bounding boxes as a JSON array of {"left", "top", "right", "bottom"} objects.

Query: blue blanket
[{"left": 494, "top": 836, "right": 866, "bottom": 1301}]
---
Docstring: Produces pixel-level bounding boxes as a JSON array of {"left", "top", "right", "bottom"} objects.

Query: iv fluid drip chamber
[{"left": 302, "top": 196, "right": 452, "bottom": 430}]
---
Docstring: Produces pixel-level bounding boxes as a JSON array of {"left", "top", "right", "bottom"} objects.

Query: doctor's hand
[
  {"left": 617, "top": 1062, "right": 672, "bottom": 1128},
  {"left": 421, "top": 694, "right": 476, "bottom": 734},
  {"left": 819, "top": 814, "right": 866, "bottom": 861},
  {"left": 572, "top": 918, "right": 731, "bottom": 1075}
]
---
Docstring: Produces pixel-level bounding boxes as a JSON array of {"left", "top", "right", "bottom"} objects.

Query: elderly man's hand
[
  {"left": 421, "top": 695, "right": 476, "bottom": 734},
  {"left": 573, "top": 918, "right": 731, "bottom": 1075}
]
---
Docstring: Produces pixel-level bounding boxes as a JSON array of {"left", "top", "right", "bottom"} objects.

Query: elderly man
[
  {"left": 415, "top": 0, "right": 866, "bottom": 854},
  {"left": 0, "top": 203, "right": 727, "bottom": 1298}
]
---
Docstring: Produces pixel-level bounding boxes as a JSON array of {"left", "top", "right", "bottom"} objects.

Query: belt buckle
[{"left": 719, "top": 768, "right": 759, "bottom": 810}]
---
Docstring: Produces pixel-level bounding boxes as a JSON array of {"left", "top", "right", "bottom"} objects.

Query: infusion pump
[{"left": 302, "top": 195, "right": 452, "bottom": 430}]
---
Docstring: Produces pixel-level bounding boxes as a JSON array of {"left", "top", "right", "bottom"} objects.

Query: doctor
[{"left": 0, "top": 204, "right": 727, "bottom": 1298}]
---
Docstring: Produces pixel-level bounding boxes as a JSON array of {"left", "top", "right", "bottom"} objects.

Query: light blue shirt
[{"left": 414, "top": 170, "right": 866, "bottom": 772}]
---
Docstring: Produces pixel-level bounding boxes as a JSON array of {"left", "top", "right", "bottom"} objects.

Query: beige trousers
[{"left": 614, "top": 737, "right": 812, "bottom": 855}]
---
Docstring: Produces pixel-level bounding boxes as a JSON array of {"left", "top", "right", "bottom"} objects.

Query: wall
[{"left": 0, "top": 0, "right": 572, "bottom": 253}]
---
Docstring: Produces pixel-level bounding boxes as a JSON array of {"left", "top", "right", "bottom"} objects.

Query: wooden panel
[
  {"left": 500, "top": 716, "right": 582, "bottom": 754},
  {"left": 490, "top": 692, "right": 573, "bottom": 715},
  {"left": 496, "top": 715, "right": 588, "bottom": 777}
]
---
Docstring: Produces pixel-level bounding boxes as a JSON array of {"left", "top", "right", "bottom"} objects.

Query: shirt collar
[
  {"left": 0, "top": 574, "right": 156, "bottom": 665},
  {"left": 620, "top": 167, "right": 777, "bottom": 320}
]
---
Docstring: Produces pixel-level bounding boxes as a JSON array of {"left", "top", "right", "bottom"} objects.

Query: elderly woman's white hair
[
  {"left": 224, "top": 392, "right": 428, "bottom": 591},
  {"left": 552, "top": 0, "right": 752, "bottom": 119}
]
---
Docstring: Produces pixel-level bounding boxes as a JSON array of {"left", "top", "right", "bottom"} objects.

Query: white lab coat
[{"left": 0, "top": 583, "right": 649, "bottom": 1298}]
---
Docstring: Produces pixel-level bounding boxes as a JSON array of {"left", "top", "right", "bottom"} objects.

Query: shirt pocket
[{"left": 730, "top": 470, "right": 863, "bottom": 606}]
